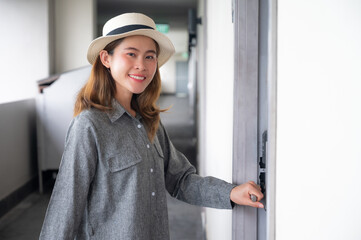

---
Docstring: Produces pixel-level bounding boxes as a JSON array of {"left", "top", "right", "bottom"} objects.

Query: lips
[{"left": 129, "top": 74, "right": 146, "bottom": 81}]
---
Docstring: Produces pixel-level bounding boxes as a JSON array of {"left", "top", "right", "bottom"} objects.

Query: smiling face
[{"left": 100, "top": 35, "right": 158, "bottom": 101}]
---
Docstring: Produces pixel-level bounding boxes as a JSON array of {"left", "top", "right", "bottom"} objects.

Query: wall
[
  {"left": 0, "top": 0, "right": 50, "bottom": 202},
  {"left": 0, "top": 0, "right": 95, "bottom": 206},
  {"left": 0, "top": 0, "right": 95, "bottom": 102},
  {"left": 54, "top": 0, "right": 95, "bottom": 73},
  {"left": 197, "top": 0, "right": 206, "bottom": 178},
  {"left": 276, "top": 1, "right": 361, "bottom": 239},
  {"left": 0, "top": 0, "right": 50, "bottom": 104},
  {"left": 0, "top": 100, "right": 37, "bottom": 200},
  {"left": 199, "top": 0, "right": 234, "bottom": 239}
]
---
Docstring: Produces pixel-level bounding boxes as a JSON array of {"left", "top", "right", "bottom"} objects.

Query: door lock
[{"left": 258, "top": 131, "right": 267, "bottom": 210}]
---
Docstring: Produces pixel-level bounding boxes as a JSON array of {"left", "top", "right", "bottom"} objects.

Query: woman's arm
[
  {"left": 157, "top": 122, "right": 231, "bottom": 209},
  {"left": 39, "top": 116, "right": 98, "bottom": 239},
  {"left": 158, "top": 122, "right": 263, "bottom": 209}
]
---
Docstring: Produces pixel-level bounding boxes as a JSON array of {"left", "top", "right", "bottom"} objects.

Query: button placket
[{"left": 146, "top": 142, "right": 156, "bottom": 199}]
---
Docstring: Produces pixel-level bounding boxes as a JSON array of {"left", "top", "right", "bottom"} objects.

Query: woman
[{"left": 40, "top": 13, "right": 264, "bottom": 240}]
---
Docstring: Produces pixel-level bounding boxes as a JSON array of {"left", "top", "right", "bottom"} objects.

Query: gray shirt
[{"left": 39, "top": 99, "right": 235, "bottom": 240}]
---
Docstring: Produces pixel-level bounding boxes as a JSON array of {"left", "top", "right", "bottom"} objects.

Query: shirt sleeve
[
  {"left": 39, "top": 115, "right": 98, "bottom": 239},
  {"left": 157, "top": 122, "right": 236, "bottom": 209}
]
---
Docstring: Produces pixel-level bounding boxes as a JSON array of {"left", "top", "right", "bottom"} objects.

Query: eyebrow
[{"left": 123, "top": 47, "right": 157, "bottom": 54}]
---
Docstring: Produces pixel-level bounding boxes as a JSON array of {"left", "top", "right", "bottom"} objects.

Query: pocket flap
[{"left": 108, "top": 151, "right": 142, "bottom": 172}]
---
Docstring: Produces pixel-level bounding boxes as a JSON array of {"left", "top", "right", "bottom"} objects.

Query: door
[{"left": 232, "top": 0, "right": 276, "bottom": 239}]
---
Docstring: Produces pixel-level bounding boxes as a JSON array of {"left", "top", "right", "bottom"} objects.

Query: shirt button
[
  {"left": 151, "top": 192, "right": 155, "bottom": 196},
  {"left": 146, "top": 144, "right": 150, "bottom": 148},
  {"left": 137, "top": 124, "right": 142, "bottom": 128},
  {"left": 150, "top": 168, "right": 154, "bottom": 173}
]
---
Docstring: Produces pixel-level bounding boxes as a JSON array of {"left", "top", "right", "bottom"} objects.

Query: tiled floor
[
  {"left": 0, "top": 94, "right": 205, "bottom": 240},
  {"left": 0, "top": 193, "right": 49, "bottom": 240},
  {"left": 0, "top": 192, "right": 204, "bottom": 240}
]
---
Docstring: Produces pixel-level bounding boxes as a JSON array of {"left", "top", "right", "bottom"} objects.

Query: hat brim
[{"left": 87, "top": 29, "right": 175, "bottom": 67}]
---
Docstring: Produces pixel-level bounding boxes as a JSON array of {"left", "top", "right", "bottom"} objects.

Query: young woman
[{"left": 40, "top": 13, "right": 264, "bottom": 239}]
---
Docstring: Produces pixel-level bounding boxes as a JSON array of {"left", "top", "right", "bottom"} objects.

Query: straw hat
[{"left": 87, "top": 13, "right": 175, "bottom": 67}]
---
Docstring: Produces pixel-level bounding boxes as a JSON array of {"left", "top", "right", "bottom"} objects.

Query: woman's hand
[{"left": 230, "top": 181, "right": 264, "bottom": 208}]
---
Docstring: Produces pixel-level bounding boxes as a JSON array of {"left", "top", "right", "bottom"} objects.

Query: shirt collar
[{"left": 107, "top": 98, "right": 141, "bottom": 123}]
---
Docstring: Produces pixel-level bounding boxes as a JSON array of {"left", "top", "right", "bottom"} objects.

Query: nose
[{"left": 134, "top": 58, "right": 146, "bottom": 71}]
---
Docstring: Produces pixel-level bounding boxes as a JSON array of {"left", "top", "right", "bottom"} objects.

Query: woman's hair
[{"left": 74, "top": 37, "right": 166, "bottom": 141}]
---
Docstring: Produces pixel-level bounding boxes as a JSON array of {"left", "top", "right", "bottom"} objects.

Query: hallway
[{"left": 0, "top": 94, "right": 204, "bottom": 240}]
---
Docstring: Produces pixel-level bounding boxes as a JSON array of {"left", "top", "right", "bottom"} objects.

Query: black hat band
[{"left": 106, "top": 24, "right": 154, "bottom": 36}]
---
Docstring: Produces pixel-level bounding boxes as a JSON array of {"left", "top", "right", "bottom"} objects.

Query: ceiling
[{"left": 97, "top": 0, "right": 198, "bottom": 35}]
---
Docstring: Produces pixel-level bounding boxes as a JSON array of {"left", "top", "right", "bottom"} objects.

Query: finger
[
  {"left": 248, "top": 184, "right": 263, "bottom": 197},
  {"left": 248, "top": 182, "right": 262, "bottom": 192},
  {"left": 247, "top": 199, "right": 264, "bottom": 208},
  {"left": 248, "top": 181, "right": 257, "bottom": 187},
  {"left": 255, "top": 184, "right": 262, "bottom": 191}
]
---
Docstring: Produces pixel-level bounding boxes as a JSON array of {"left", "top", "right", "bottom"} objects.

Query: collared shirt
[{"left": 39, "top": 99, "right": 235, "bottom": 240}]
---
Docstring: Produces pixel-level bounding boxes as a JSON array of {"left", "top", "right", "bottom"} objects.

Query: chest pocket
[{"left": 107, "top": 146, "right": 142, "bottom": 173}]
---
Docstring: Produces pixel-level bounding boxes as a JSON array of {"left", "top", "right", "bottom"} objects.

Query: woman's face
[{"left": 102, "top": 35, "right": 158, "bottom": 96}]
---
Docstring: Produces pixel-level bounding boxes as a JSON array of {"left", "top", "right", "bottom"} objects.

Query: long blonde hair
[{"left": 74, "top": 38, "right": 166, "bottom": 141}]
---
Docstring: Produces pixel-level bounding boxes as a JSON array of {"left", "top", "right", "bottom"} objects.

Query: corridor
[{"left": 0, "top": 94, "right": 204, "bottom": 240}]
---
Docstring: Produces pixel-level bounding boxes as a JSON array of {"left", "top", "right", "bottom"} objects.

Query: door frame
[{"left": 266, "top": 0, "right": 277, "bottom": 239}]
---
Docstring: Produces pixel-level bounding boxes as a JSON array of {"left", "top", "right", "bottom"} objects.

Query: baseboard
[{"left": 0, "top": 176, "right": 38, "bottom": 219}]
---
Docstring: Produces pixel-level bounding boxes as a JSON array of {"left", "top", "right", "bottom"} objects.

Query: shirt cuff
[{"left": 224, "top": 183, "right": 238, "bottom": 209}]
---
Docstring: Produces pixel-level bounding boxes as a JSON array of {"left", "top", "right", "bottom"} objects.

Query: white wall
[
  {"left": 276, "top": 1, "right": 361, "bottom": 239},
  {"left": 200, "top": 0, "right": 234, "bottom": 239},
  {"left": 0, "top": 0, "right": 95, "bottom": 202},
  {"left": 0, "top": 0, "right": 50, "bottom": 200},
  {"left": 197, "top": 0, "right": 206, "bottom": 178},
  {"left": 0, "top": 0, "right": 50, "bottom": 104},
  {"left": 0, "top": 0, "right": 96, "bottom": 102},
  {"left": 54, "top": 0, "right": 95, "bottom": 73}
]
